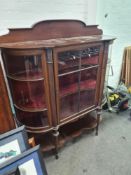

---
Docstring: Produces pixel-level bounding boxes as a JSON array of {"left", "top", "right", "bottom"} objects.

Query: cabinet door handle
[
  {"left": 88, "top": 53, "right": 91, "bottom": 57},
  {"left": 72, "top": 55, "right": 76, "bottom": 60},
  {"left": 70, "top": 55, "right": 76, "bottom": 60}
]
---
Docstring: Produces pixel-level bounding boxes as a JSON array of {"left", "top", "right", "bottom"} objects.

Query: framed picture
[
  {"left": 0, "top": 145, "right": 48, "bottom": 175},
  {"left": 2, "top": 166, "right": 20, "bottom": 175},
  {"left": 0, "top": 125, "right": 29, "bottom": 164}
]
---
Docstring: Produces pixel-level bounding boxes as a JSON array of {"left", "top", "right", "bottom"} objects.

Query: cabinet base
[{"left": 31, "top": 113, "right": 101, "bottom": 157}]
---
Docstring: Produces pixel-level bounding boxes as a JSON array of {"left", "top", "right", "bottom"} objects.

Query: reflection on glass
[
  {"left": 59, "top": 72, "right": 79, "bottom": 119},
  {"left": 80, "top": 90, "right": 96, "bottom": 111},
  {"left": 59, "top": 72, "right": 79, "bottom": 97},
  {"left": 9, "top": 79, "right": 46, "bottom": 110},
  {"left": 79, "top": 68, "right": 97, "bottom": 111},
  {"left": 58, "top": 46, "right": 100, "bottom": 120},
  {"left": 4, "top": 54, "right": 43, "bottom": 80},
  {"left": 3, "top": 52, "right": 49, "bottom": 128},
  {"left": 81, "top": 47, "right": 99, "bottom": 69},
  {"left": 15, "top": 109, "right": 48, "bottom": 127},
  {"left": 60, "top": 93, "right": 79, "bottom": 119},
  {"left": 58, "top": 50, "right": 80, "bottom": 74},
  {"left": 58, "top": 47, "right": 100, "bottom": 74}
]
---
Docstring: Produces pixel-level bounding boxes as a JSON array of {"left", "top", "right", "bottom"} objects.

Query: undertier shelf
[
  {"left": 35, "top": 114, "right": 98, "bottom": 152},
  {"left": 59, "top": 114, "right": 97, "bottom": 140},
  {"left": 34, "top": 132, "right": 55, "bottom": 152}
]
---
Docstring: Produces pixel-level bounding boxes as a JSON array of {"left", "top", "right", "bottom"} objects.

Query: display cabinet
[{"left": 0, "top": 20, "right": 115, "bottom": 158}]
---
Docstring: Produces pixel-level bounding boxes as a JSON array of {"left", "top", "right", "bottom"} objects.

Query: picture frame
[
  {"left": 0, "top": 125, "right": 30, "bottom": 164},
  {"left": 2, "top": 166, "right": 20, "bottom": 175},
  {"left": 0, "top": 145, "right": 48, "bottom": 175}
]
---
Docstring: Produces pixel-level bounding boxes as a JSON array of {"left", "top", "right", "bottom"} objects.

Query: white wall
[
  {"left": 0, "top": 0, "right": 97, "bottom": 35},
  {"left": 0, "top": 0, "right": 97, "bottom": 114},
  {"left": 97, "top": 0, "right": 131, "bottom": 88}
]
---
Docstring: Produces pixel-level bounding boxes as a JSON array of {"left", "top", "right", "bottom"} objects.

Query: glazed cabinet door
[
  {"left": 54, "top": 43, "right": 104, "bottom": 123},
  {"left": 2, "top": 49, "right": 52, "bottom": 133}
]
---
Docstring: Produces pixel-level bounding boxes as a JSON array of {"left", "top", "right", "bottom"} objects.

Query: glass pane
[
  {"left": 58, "top": 50, "right": 80, "bottom": 74},
  {"left": 59, "top": 72, "right": 79, "bottom": 97},
  {"left": 9, "top": 79, "right": 46, "bottom": 110},
  {"left": 81, "top": 47, "right": 100, "bottom": 69},
  {"left": 15, "top": 109, "right": 48, "bottom": 127},
  {"left": 59, "top": 72, "right": 79, "bottom": 119},
  {"left": 60, "top": 93, "right": 79, "bottom": 119},
  {"left": 4, "top": 54, "right": 43, "bottom": 79},
  {"left": 79, "top": 68, "right": 97, "bottom": 111}
]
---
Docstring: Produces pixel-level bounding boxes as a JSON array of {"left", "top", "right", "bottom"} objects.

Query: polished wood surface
[
  {"left": 0, "top": 35, "right": 114, "bottom": 49},
  {"left": 0, "top": 20, "right": 102, "bottom": 44},
  {"left": 0, "top": 61, "right": 15, "bottom": 133}
]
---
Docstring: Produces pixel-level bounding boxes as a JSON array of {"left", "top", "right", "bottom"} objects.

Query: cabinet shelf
[
  {"left": 14, "top": 104, "right": 47, "bottom": 112},
  {"left": 60, "top": 79, "right": 96, "bottom": 97},
  {"left": 58, "top": 54, "right": 99, "bottom": 74},
  {"left": 7, "top": 70, "right": 44, "bottom": 82},
  {"left": 58, "top": 65, "right": 99, "bottom": 76}
]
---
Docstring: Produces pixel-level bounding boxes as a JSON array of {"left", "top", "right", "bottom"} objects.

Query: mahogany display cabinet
[{"left": 0, "top": 20, "right": 115, "bottom": 158}]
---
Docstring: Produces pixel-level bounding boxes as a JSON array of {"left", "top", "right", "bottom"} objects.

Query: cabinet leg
[
  {"left": 96, "top": 107, "right": 102, "bottom": 136},
  {"left": 53, "top": 130, "right": 59, "bottom": 159}
]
